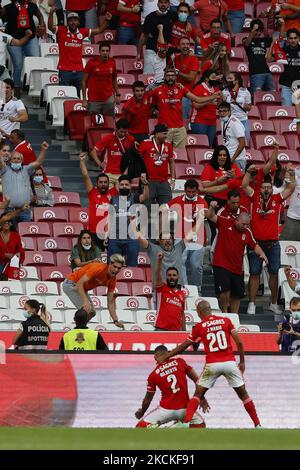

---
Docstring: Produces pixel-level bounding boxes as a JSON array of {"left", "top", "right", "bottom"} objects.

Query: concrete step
[
  {"left": 32, "top": 145, "right": 62, "bottom": 152},
  {"left": 44, "top": 160, "right": 80, "bottom": 168}
]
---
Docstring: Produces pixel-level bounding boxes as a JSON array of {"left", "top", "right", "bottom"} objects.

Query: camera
[{"left": 282, "top": 322, "right": 291, "bottom": 331}]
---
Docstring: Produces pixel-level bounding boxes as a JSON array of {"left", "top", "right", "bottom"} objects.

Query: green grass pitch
[{"left": 0, "top": 428, "right": 300, "bottom": 450}]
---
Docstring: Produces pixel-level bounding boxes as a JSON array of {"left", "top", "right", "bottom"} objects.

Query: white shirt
[
  {"left": 287, "top": 167, "right": 300, "bottom": 220},
  {"left": 222, "top": 87, "right": 251, "bottom": 122},
  {"left": 0, "top": 32, "right": 13, "bottom": 66},
  {"left": 141, "top": 0, "right": 158, "bottom": 24},
  {"left": 0, "top": 98, "right": 26, "bottom": 135},
  {"left": 221, "top": 115, "right": 246, "bottom": 162}
]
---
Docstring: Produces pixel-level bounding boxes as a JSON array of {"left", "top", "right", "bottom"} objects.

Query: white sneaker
[
  {"left": 268, "top": 303, "right": 282, "bottom": 315},
  {"left": 255, "top": 424, "right": 262, "bottom": 429},
  {"left": 247, "top": 302, "right": 256, "bottom": 315}
]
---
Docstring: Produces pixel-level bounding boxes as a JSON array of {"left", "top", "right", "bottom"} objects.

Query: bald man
[
  {"left": 207, "top": 202, "right": 267, "bottom": 313},
  {"left": 159, "top": 299, "right": 261, "bottom": 428}
]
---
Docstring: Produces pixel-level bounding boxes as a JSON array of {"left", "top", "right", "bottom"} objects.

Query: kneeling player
[
  {"left": 160, "top": 300, "right": 261, "bottom": 428},
  {"left": 135, "top": 345, "right": 209, "bottom": 428}
]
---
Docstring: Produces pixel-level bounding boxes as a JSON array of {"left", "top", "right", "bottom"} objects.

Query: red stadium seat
[
  {"left": 253, "top": 134, "right": 287, "bottom": 151},
  {"left": 266, "top": 150, "right": 300, "bottom": 164},
  {"left": 82, "top": 44, "right": 100, "bottom": 59},
  {"left": 21, "top": 237, "right": 36, "bottom": 251},
  {"left": 23, "top": 251, "right": 56, "bottom": 266},
  {"left": 245, "top": 1, "right": 254, "bottom": 17},
  {"left": 148, "top": 118, "right": 158, "bottom": 134},
  {"left": 250, "top": 120, "right": 276, "bottom": 137},
  {"left": 245, "top": 149, "right": 265, "bottom": 164},
  {"left": 33, "top": 207, "right": 68, "bottom": 222},
  {"left": 53, "top": 222, "right": 84, "bottom": 238},
  {"left": 69, "top": 208, "right": 89, "bottom": 226},
  {"left": 256, "top": 1, "right": 272, "bottom": 18},
  {"left": 266, "top": 106, "right": 296, "bottom": 124},
  {"left": 185, "top": 134, "right": 209, "bottom": 148},
  {"left": 101, "top": 116, "right": 115, "bottom": 130},
  {"left": 114, "top": 283, "right": 132, "bottom": 296},
  {"left": 47, "top": 176, "right": 63, "bottom": 191},
  {"left": 230, "top": 62, "right": 249, "bottom": 73},
  {"left": 119, "top": 87, "right": 134, "bottom": 102},
  {"left": 193, "top": 149, "right": 214, "bottom": 165},
  {"left": 137, "top": 253, "right": 151, "bottom": 266},
  {"left": 40, "top": 266, "right": 72, "bottom": 282},
  {"left": 37, "top": 237, "right": 71, "bottom": 252},
  {"left": 53, "top": 192, "right": 81, "bottom": 207},
  {"left": 145, "top": 267, "right": 152, "bottom": 282},
  {"left": 234, "top": 33, "right": 247, "bottom": 47},
  {"left": 110, "top": 45, "right": 137, "bottom": 58},
  {"left": 248, "top": 106, "right": 261, "bottom": 120},
  {"left": 93, "top": 30, "right": 117, "bottom": 44},
  {"left": 176, "top": 163, "right": 204, "bottom": 179},
  {"left": 63, "top": 99, "right": 84, "bottom": 121},
  {"left": 18, "top": 222, "right": 52, "bottom": 238},
  {"left": 278, "top": 121, "right": 299, "bottom": 150},
  {"left": 66, "top": 109, "right": 91, "bottom": 141},
  {"left": 117, "top": 74, "right": 135, "bottom": 87},
  {"left": 230, "top": 48, "right": 245, "bottom": 62},
  {"left": 117, "top": 267, "right": 145, "bottom": 282},
  {"left": 137, "top": 74, "right": 155, "bottom": 86},
  {"left": 254, "top": 91, "right": 282, "bottom": 119},
  {"left": 86, "top": 128, "right": 111, "bottom": 151},
  {"left": 173, "top": 148, "right": 188, "bottom": 162},
  {"left": 132, "top": 282, "right": 152, "bottom": 297},
  {"left": 56, "top": 251, "right": 71, "bottom": 266},
  {"left": 123, "top": 58, "right": 144, "bottom": 75}
]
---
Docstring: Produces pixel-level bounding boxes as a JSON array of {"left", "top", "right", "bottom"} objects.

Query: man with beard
[
  {"left": 242, "top": 169, "right": 296, "bottom": 316},
  {"left": 121, "top": 81, "right": 152, "bottom": 142},
  {"left": 151, "top": 67, "right": 221, "bottom": 148},
  {"left": 155, "top": 252, "right": 186, "bottom": 331},
  {"left": 79, "top": 153, "right": 118, "bottom": 249}
]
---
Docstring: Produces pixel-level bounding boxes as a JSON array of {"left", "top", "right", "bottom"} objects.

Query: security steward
[{"left": 59, "top": 308, "right": 108, "bottom": 351}]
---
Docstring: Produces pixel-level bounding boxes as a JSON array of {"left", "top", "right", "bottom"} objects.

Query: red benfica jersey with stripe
[
  {"left": 188, "top": 315, "right": 235, "bottom": 363},
  {"left": 155, "top": 283, "right": 186, "bottom": 331},
  {"left": 147, "top": 357, "right": 192, "bottom": 409},
  {"left": 88, "top": 187, "right": 117, "bottom": 233}
]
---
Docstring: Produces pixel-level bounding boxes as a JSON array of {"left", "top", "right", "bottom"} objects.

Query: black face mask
[
  {"left": 209, "top": 79, "right": 219, "bottom": 87},
  {"left": 227, "top": 81, "right": 235, "bottom": 90},
  {"left": 119, "top": 188, "right": 130, "bottom": 196}
]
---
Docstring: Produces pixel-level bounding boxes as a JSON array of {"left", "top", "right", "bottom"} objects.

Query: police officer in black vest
[{"left": 13, "top": 299, "right": 50, "bottom": 350}]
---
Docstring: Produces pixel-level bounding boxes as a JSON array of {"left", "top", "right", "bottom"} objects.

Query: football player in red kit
[
  {"left": 160, "top": 300, "right": 261, "bottom": 428},
  {"left": 135, "top": 345, "right": 210, "bottom": 428}
]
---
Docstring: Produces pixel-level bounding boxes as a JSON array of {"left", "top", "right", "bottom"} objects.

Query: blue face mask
[
  {"left": 23, "top": 311, "right": 31, "bottom": 319},
  {"left": 220, "top": 116, "right": 230, "bottom": 123},
  {"left": 11, "top": 162, "right": 22, "bottom": 171},
  {"left": 178, "top": 12, "right": 188, "bottom": 22},
  {"left": 33, "top": 175, "right": 43, "bottom": 184}
]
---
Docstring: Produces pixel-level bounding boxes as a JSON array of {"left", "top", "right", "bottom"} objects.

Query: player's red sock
[
  {"left": 184, "top": 397, "right": 200, "bottom": 423},
  {"left": 136, "top": 420, "right": 150, "bottom": 428},
  {"left": 189, "top": 423, "right": 206, "bottom": 428},
  {"left": 243, "top": 398, "right": 260, "bottom": 427}
]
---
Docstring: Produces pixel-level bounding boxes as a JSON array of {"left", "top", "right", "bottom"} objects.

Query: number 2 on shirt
[
  {"left": 207, "top": 331, "right": 228, "bottom": 352},
  {"left": 167, "top": 374, "right": 180, "bottom": 394}
]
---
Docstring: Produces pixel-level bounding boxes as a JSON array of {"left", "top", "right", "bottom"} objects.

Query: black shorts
[{"left": 213, "top": 266, "right": 245, "bottom": 299}]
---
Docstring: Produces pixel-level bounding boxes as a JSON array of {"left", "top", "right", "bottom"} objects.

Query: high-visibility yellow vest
[{"left": 63, "top": 328, "right": 99, "bottom": 351}]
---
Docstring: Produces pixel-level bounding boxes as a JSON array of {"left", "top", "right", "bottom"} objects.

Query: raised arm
[
  {"left": 241, "top": 165, "right": 256, "bottom": 196},
  {"left": 48, "top": 6, "right": 57, "bottom": 33},
  {"left": 31, "top": 141, "right": 49, "bottom": 169},
  {"left": 281, "top": 166, "right": 296, "bottom": 200},
  {"left": 155, "top": 252, "right": 164, "bottom": 288},
  {"left": 243, "top": 23, "right": 260, "bottom": 47},
  {"left": 206, "top": 200, "right": 218, "bottom": 224},
  {"left": 129, "top": 216, "right": 149, "bottom": 249},
  {"left": 79, "top": 153, "right": 93, "bottom": 193},
  {"left": 90, "top": 12, "right": 113, "bottom": 35},
  {"left": 263, "top": 143, "right": 279, "bottom": 175}
]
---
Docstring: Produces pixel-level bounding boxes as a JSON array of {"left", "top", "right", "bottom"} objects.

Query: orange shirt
[
  {"left": 67, "top": 263, "right": 116, "bottom": 292},
  {"left": 272, "top": 0, "right": 300, "bottom": 30}
]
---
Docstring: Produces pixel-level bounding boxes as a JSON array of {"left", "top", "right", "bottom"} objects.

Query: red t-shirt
[
  {"left": 168, "top": 194, "right": 208, "bottom": 244},
  {"left": 147, "top": 357, "right": 192, "bottom": 410},
  {"left": 250, "top": 191, "right": 284, "bottom": 241},
  {"left": 188, "top": 315, "right": 235, "bottom": 364},
  {"left": 119, "top": 0, "right": 140, "bottom": 26},
  {"left": 190, "top": 82, "right": 217, "bottom": 125},
  {"left": 174, "top": 54, "right": 200, "bottom": 91},
  {"left": 107, "top": 0, "right": 119, "bottom": 15},
  {"left": 0, "top": 230, "right": 25, "bottom": 265},
  {"left": 139, "top": 138, "right": 174, "bottom": 182},
  {"left": 217, "top": 203, "right": 248, "bottom": 220},
  {"left": 225, "top": 0, "right": 244, "bottom": 10},
  {"left": 56, "top": 26, "right": 90, "bottom": 71},
  {"left": 170, "top": 21, "right": 198, "bottom": 48},
  {"left": 94, "top": 132, "right": 135, "bottom": 174},
  {"left": 84, "top": 58, "right": 117, "bottom": 102},
  {"left": 212, "top": 216, "right": 257, "bottom": 275},
  {"left": 194, "top": 0, "right": 228, "bottom": 33},
  {"left": 121, "top": 95, "right": 151, "bottom": 134},
  {"left": 151, "top": 84, "right": 189, "bottom": 129},
  {"left": 66, "top": 0, "right": 96, "bottom": 10},
  {"left": 155, "top": 283, "right": 186, "bottom": 331},
  {"left": 201, "top": 32, "right": 231, "bottom": 54},
  {"left": 201, "top": 163, "right": 243, "bottom": 200},
  {"left": 15, "top": 140, "right": 36, "bottom": 165},
  {"left": 88, "top": 187, "right": 118, "bottom": 233}
]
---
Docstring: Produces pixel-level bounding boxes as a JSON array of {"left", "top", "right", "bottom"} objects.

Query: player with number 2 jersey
[
  {"left": 160, "top": 300, "right": 261, "bottom": 428},
  {"left": 135, "top": 345, "right": 209, "bottom": 428}
]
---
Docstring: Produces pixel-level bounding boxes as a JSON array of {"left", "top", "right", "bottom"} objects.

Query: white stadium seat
[
  {"left": 9, "top": 295, "right": 43, "bottom": 311},
  {"left": 19, "top": 266, "right": 39, "bottom": 281},
  {"left": 280, "top": 241, "right": 300, "bottom": 269},
  {"left": 101, "top": 309, "right": 135, "bottom": 323},
  {"left": 47, "top": 310, "right": 64, "bottom": 323},
  {"left": 46, "top": 86, "right": 78, "bottom": 125},
  {"left": 136, "top": 310, "right": 157, "bottom": 325},
  {"left": 25, "top": 281, "right": 59, "bottom": 297},
  {"left": 116, "top": 296, "right": 150, "bottom": 311},
  {"left": 22, "top": 57, "right": 56, "bottom": 88},
  {"left": 186, "top": 296, "right": 220, "bottom": 313},
  {"left": 0, "top": 281, "right": 24, "bottom": 295},
  {"left": 40, "top": 43, "right": 59, "bottom": 66},
  {"left": 238, "top": 324, "right": 261, "bottom": 332},
  {"left": 279, "top": 267, "right": 300, "bottom": 309},
  {"left": 29, "top": 69, "right": 58, "bottom": 97},
  {"left": 45, "top": 295, "right": 76, "bottom": 311}
]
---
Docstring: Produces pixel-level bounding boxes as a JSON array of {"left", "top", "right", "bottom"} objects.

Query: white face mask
[
  {"left": 291, "top": 311, "right": 300, "bottom": 320},
  {"left": 82, "top": 244, "right": 92, "bottom": 250},
  {"left": 185, "top": 195, "right": 198, "bottom": 201},
  {"left": 23, "top": 311, "right": 31, "bottom": 319},
  {"left": 158, "top": 7, "right": 169, "bottom": 15}
]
